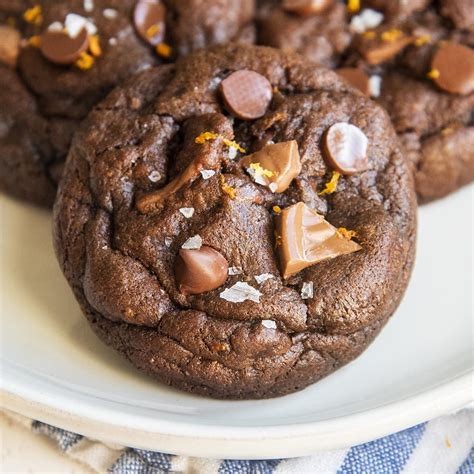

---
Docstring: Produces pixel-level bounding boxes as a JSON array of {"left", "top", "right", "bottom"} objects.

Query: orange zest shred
[
  {"left": 363, "top": 30, "right": 376, "bottom": 40},
  {"left": 219, "top": 175, "right": 236, "bottom": 199},
  {"left": 337, "top": 227, "right": 357, "bottom": 240},
  {"left": 222, "top": 138, "right": 246, "bottom": 153},
  {"left": 74, "top": 52, "right": 94, "bottom": 70},
  {"left": 319, "top": 171, "right": 341, "bottom": 195},
  {"left": 146, "top": 23, "right": 161, "bottom": 38},
  {"left": 272, "top": 205, "right": 282, "bottom": 214},
  {"left": 249, "top": 162, "right": 275, "bottom": 178},
  {"left": 156, "top": 42, "right": 172, "bottom": 58},
  {"left": 427, "top": 68, "right": 440, "bottom": 79},
  {"left": 195, "top": 132, "right": 246, "bottom": 153},
  {"left": 414, "top": 34, "right": 431, "bottom": 46},
  {"left": 347, "top": 0, "right": 360, "bottom": 13},
  {"left": 88, "top": 35, "right": 102, "bottom": 57},
  {"left": 195, "top": 131, "right": 219, "bottom": 144},
  {"left": 381, "top": 29, "right": 404, "bottom": 42},
  {"left": 23, "top": 5, "right": 42, "bottom": 25},
  {"left": 27, "top": 35, "right": 41, "bottom": 48}
]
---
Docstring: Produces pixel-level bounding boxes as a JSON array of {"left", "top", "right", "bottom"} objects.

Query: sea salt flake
[
  {"left": 269, "top": 182, "right": 278, "bottom": 193},
  {"left": 261, "top": 319, "right": 277, "bottom": 329},
  {"left": 228, "top": 147, "right": 238, "bottom": 160},
  {"left": 164, "top": 237, "right": 172, "bottom": 247},
  {"left": 228, "top": 266, "right": 242, "bottom": 275},
  {"left": 148, "top": 170, "right": 161, "bottom": 182},
  {"left": 48, "top": 21, "right": 63, "bottom": 32},
  {"left": 220, "top": 282, "right": 262, "bottom": 303},
  {"left": 65, "top": 13, "right": 97, "bottom": 37},
  {"left": 108, "top": 37, "right": 117, "bottom": 46},
  {"left": 350, "top": 9, "right": 384, "bottom": 33},
  {"left": 368, "top": 75, "right": 382, "bottom": 98},
  {"left": 182, "top": 234, "right": 202, "bottom": 250},
  {"left": 254, "top": 273, "right": 274, "bottom": 284},
  {"left": 247, "top": 167, "right": 268, "bottom": 186},
  {"left": 103, "top": 8, "right": 118, "bottom": 19},
  {"left": 200, "top": 169, "right": 215, "bottom": 180},
  {"left": 83, "top": 0, "right": 94, "bottom": 12},
  {"left": 301, "top": 281, "right": 314, "bottom": 300},
  {"left": 179, "top": 207, "right": 195, "bottom": 218}
]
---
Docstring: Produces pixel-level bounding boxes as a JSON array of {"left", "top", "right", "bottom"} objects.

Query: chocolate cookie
[
  {"left": 0, "top": 0, "right": 255, "bottom": 207},
  {"left": 338, "top": 1, "right": 474, "bottom": 202},
  {"left": 54, "top": 45, "right": 416, "bottom": 399},
  {"left": 256, "top": 0, "right": 352, "bottom": 67}
]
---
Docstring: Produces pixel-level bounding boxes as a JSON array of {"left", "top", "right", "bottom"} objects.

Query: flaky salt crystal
[
  {"left": 181, "top": 235, "right": 202, "bottom": 250},
  {"left": 350, "top": 9, "right": 384, "bottom": 33},
  {"left": 228, "top": 266, "right": 242, "bottom": 275},
  {"left": 254, "top": 273, "right": 274, "bottom": 284},
  {"left": 220, "top": 282, "right": 262, "bottom": 303},
  {"left": 301, "top": 281, "right": 314, "bottom": 299},
  {"left": 261, "top": 319, "right": 277, "bottom": 329},
  {"left": 200, "top": 169, "right": 215, "bottom": 180},
  {"left": 368, "top": 75, "right": 382, "bottom": 98},
  {"left": 179, "top": 207, "right": 195, "bottom": 218}
]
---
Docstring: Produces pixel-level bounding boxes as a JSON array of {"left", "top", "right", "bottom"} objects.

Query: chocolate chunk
[
  {"left": 431, "top": 43, "right": 474, "bottom": 95},
  {"left": 175, "top": 246, "right": 228, "bottom": 295},
  {"left": 282, "top": 0, "right": 333, "bottom": 15},
  {"left": 40, "top": 27, "right": 89, "bottom": 65},
  {"left": 0, "top": 25, "right": 20, "bottom": 67},
  {"left": 241, "top": 140, "right": 302, "bottom": 192},
  {"left": 220, "top": 70, "right": 272, "bottom": 120},
  {"left": 336, "top": 68, "right": 370, "bottom": 95},
  {"left": 356, "top": 31, "right": 413, "bottom": 65},
  {"left": 134, "top": 0, "right": 166, "bottom": 46},
  {"left": 323, "top": 122, "right": 369, "bottom": 175},
  {"left": 276, "top": 202, "right": 361, "bottom": 279}
]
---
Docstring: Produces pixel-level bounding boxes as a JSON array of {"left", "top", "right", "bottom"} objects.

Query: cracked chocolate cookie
[
  {"left": 0, "top": 0, "right": 255, "bottom": 207},
  {"left": 54, "top": 44, "right": 416, "bottom": 399},
  {"left": 256, "top": 0, "right": 352, "bottom": 67},
  {"left": 338, "top": 0, "right": 474, "bottom": 202}
]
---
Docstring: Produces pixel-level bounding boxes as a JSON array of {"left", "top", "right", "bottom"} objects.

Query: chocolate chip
[
  {"left": 175, "top": 246, "right": 229, "bottom": 295},
  {"left": 282, "top": 0, "right": 333, "bottom": 15},
  {"left": 134, "top": 0, "right": 166, "bottom": 46},
  {"left": 220, "top": 70, "right": 272, "bottom": 120},
  {"left": 336, "top": 68, "right": 370, "bottom": 95},
  {"left": 431, "top": 42, "right": 474, "bottom": 95},
  {"left": 0, "top": 25, "right": 21, "bottom": 67},
  {"left": 241, "top": 140, "right": 302, "bottom": 192},
  {"left": 356, "top": 32, "right": 412, "bottom": 65},
  {"left": 276, "top": 202, "right": 361, "bottom": 279},
  {"left": 322, "top": 122, "right": 369, "bottom": 175},
  {"left": 40, "top": 27, "right": 89, "bottom": 65}
]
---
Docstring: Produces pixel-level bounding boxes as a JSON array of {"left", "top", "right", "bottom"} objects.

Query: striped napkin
[{"left": 4, "top": 408, "right": 473, "bottom": 473}]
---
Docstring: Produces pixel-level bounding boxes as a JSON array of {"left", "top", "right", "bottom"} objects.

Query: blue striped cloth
[{"left": 29, "top": 409, "right": 473, "bottom": 473}]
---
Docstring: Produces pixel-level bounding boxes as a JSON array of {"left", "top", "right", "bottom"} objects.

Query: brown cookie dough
[
  {"left": 256, "top": 0, "right": 352, "bottom": 67},
  {"left": 53, "top": 45, "right": 416, "bottom": 399},
  {"left": 0, "top": 0, "right": 255, "bottom": 206},
  {"left": 341, "top": 2, "right": 474, "bottom": 202}
]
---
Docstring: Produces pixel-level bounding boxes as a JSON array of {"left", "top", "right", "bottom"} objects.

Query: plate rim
[{"left": 1, "top": 370, "right": 472, "bottom": 459}]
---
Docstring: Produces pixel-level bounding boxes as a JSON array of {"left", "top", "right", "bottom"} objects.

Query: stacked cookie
[{"left": 0, "top": 0, "right": 470, "bottom": 399}]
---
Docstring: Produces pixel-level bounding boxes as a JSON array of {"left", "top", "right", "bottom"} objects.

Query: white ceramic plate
[{"left": 1, "top": 188, "right": 472, "bottom": 459}]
